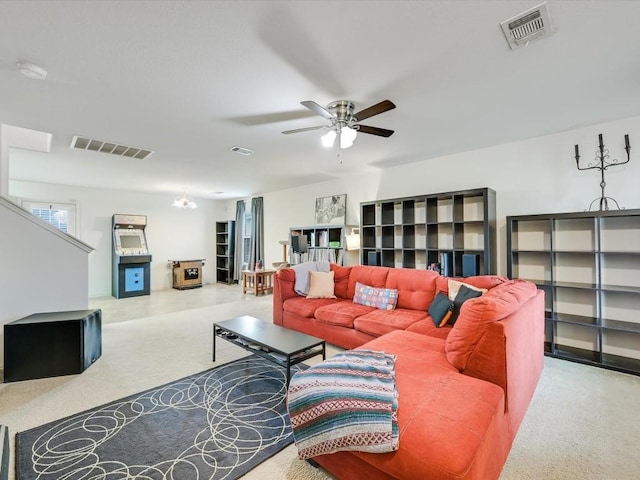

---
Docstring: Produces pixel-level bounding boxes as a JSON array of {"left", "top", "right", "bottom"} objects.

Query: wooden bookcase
[
  {"left": 360, "top": 188, "right": 496, "bottom": 275},
  {"left": 506, "top": 209, "right": 640, "bottom": 375},
  {"left": 289, "top": 225, "right": 347, "bottom": 266},
  {"left": 215, "top": 220, "right": 235, "bottom": 284}
]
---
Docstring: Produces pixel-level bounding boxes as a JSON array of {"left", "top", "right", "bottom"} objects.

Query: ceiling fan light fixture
[
  {"left": 321, "top": 129, "right": 336, "bottom": 148},
  {"left": 321, "top": 126, "right": 357, "bottom": 149},
  {"left": 341, "top": 126, "right": 357, "bottom": 149},
  {"left": 172, "top": 192, "right": 197, "bottom": 209}
]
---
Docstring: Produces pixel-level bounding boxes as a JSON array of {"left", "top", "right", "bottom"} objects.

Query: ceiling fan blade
[
  {"left": 354, "top": 100, "right": 396, "bottom": 122},
  {"left": 259, "top": 8, "right": 346, "bottom": 98},
  {"left": 357, "top": 125, "right": 395, "bottom": 138},
  {"left": 301, "top": 101, "right": 335, "bottom": 120},
  {"left": 228, "top": 109, "right": 316, "bottom": 126},
  {"left": 282, "top": 125, "right": 326, "bottom": 135}
]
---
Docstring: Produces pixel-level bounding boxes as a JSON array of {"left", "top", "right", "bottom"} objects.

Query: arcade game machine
[{"left": 112, "top": 214, "right": 152, "bottom": 299}]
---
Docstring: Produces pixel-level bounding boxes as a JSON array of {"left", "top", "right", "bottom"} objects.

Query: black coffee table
[{"left": 213, "top": 315, "right": 326, "bottom": 385}]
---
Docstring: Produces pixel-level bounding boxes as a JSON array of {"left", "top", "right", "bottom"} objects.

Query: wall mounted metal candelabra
[{"left": 574, "top": 133, "right": 631, "bottom": 211}]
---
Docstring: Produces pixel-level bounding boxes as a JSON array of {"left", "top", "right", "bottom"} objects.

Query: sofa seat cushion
[
  {"left": 315, "top": 300, "right": 375, "bottom": 328},
  {"left": 351, "top": 331, "right": 505, "bottom": 480},
  {"left": 353, "top": 308, "right": 428, "bottom": 337},
  {"left": 283, "top": 297, "right": 341, "bottom": 319},
  {"left": 360, "top": 330, "right": 452, "bottom": 374},
  {"left": 446, "top": 279, "right": 539, "bottom": 371},
  {"left": 405, "top": 319, "right": 452, "bottom": 339}
]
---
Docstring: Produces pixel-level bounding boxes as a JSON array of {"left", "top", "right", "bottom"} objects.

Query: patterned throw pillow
[{"left": 353, "top": 282, "right": 398, "bottom": 310}]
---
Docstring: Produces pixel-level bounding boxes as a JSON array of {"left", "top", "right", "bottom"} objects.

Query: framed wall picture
[{"left": 315, "top": 194, "right": 346, "bottom": 225}]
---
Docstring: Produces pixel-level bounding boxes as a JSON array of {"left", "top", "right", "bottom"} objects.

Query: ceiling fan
[{"left": 282, "top": 99, "right": 396, "bottom": 150}]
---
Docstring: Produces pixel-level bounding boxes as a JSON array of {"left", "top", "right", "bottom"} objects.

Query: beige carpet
[{"left": 1, "top": 285, "right": 639, "bottom": 479}]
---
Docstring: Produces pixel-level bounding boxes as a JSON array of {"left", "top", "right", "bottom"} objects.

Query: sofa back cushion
[
  {"left": 347, "top": 265, "right": 390, "bottom": 298},
  {"left": 435, "top": 275, "right": 508, "bottom": 297},
  {"left": 385, "top": 268, "right": 439, "bottom": 311},
  {"left": 445, "top": 279, "right": 539, "bottom": 371},
  {"left": 330, "top": 264, "right": 352, "bottom": 299}
]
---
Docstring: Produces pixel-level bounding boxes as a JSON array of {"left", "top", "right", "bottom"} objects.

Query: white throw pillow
[
  {"left": 447, "top": 279, "right": 487, "bottom": 301},
  {"left": 306, "top": 271, "right": 337, "bottom": 299}
]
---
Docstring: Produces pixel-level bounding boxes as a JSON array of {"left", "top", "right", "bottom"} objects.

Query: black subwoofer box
[
  {"left": 462, "top": 254, "right": 480, "bottom": 277},
  {"left": 367, "top": 251, "right": 381, "bottom": 266},
  {"left": 3, "top": 309, "right": 102, "bottom": 383}
]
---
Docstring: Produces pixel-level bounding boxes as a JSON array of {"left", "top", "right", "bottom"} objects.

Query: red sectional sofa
[{"left": 273, "top": 264, "right": 545, "bottom": 480}]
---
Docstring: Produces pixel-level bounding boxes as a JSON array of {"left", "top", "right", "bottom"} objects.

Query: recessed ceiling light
[{"left": 17, "top": 61, "right": 47, "bottom": 80}]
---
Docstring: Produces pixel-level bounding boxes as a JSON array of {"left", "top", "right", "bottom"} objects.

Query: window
[
  {"left": 242, "top": 209, "right": 252, "bottom": 269},
  {"left": 21, "top": 201, "right": 77, "bottom": 236}
]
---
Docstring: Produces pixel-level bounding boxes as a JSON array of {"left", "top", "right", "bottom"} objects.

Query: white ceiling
[{"left": 2, "top": 1, "right": 640, "bottom": 200}]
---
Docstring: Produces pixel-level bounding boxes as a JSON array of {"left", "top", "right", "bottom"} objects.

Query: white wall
[
  {"left": 1, "top": 124, "right": 53, "bottom": 197},
  {"left": 257, "top": 176, "right": 379, "bottom": 268},
  {"left": 9, "top": 181, "right": 228, "bottom": 297},
  {"left": 0, "top": 199, "right": 94, "bottom": 368},
  {"left": 0, "top": 201, "right": 90, "bottom": 324},
  {"left": 240, "top": 115, "right": 640, "bottom": 275},
  {"left": 8, "top": 114, "right": 639, "bottom": 300}
]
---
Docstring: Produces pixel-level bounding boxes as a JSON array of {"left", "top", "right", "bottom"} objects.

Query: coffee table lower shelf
[{"left": 213, "top": 316, "right": 325, "bottom": 386}]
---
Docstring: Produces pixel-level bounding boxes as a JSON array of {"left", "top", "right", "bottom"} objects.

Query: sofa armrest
[
  {"left": 273, "top": 268, "right": 299, "bottom": 326},
  {"left": 462, "top": 289, "right": 545, "bottom": 434}
]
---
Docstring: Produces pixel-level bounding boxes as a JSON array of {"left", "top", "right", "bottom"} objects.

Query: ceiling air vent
[
  {"left": 70, "top": 136, "right": 154, "bottom": 160},
  {"left": 500, "top": 2, "right": 553, "bottom": 49},
  {"left": 229, "top": 145, "right": 254, "bottom": 156}
]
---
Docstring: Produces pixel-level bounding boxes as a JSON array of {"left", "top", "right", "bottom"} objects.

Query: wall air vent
[
  {"left": 500, "top": 2, "right": 553, "bottom": 49},
  {"left": 229, "top": 145, "right": 255, "bottom": 156},
  {"left": 70, "top": 136, "right": 154, "bottom": 159}
]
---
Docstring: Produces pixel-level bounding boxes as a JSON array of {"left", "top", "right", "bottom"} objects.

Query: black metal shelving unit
[
  {"left": 215, "top": 220, "right": 235, "bottom": 284},
  {"left": 288, "top": 225, "right": 347, "bottom": 266},
  {"left": 360, "top": 187, "right": 496, "bottom": 275},
  {"left": 507, "top": 209, "right": 640, "bottom": 375}
]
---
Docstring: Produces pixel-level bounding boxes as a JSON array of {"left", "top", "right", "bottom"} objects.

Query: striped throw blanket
[{"left": 287, "top": 349, "right": 399, "bottom": 459}]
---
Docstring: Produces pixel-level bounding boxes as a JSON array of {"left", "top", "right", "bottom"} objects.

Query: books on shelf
[
  {"left": 318, "top": 231, "right": 329, "bottom": 247},
  {"left": 311, "top": 248, "right": 336, "bottom": 263},
  {"left": 291, "top": 252, "right": 309, "bottom": 264},
  {"left": 292, "top": 247, "right": 342, "bottom": 265},
  {"left": 289, "top": 225, "right": 347, "bottom": 266},
  {"left": 440, "top": 252, "right": 452, "bottom": 277}
]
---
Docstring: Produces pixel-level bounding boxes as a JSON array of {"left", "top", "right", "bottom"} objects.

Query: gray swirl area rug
[{"left": 16, "top": 355, "right": 304, "bottom": 480}]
